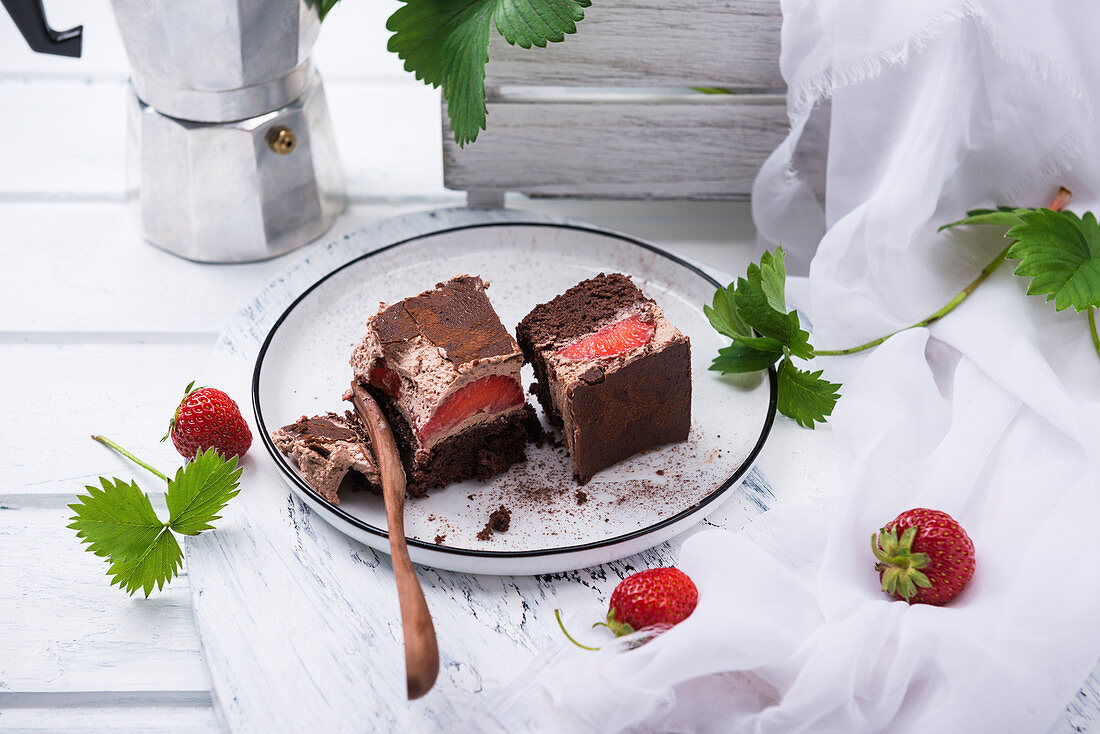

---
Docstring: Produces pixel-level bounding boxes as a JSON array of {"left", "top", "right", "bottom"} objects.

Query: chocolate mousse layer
[
  {"left": 349, "top": 275, "right": 534, "bottom": 494},
  {"left": 517, "top": 273, "right": 691, "bottom": 483},
  {"left": 272, "top": 411, "right": 380, "bottom": 504}
]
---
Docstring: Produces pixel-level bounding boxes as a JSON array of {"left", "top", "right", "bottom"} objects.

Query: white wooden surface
[
  {"left": 483, "top": 0, "right": 784, "bottom": 88},
  {"left": 0, "top": 1, "right": 1097, "bottom": 732},
  {"left": 444, "top": 95, "right": 788, "bottom": 199},
  {"left": 445, "top": 0, "right": 786, "bottom": 200}
]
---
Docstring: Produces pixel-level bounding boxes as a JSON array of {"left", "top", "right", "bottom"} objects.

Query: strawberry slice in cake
[
  {"left": 517, "top": 273, "right": 691, "bottom": 483},
  {"left": 349, "top": 275, "right": 537, "bottom": 495}
]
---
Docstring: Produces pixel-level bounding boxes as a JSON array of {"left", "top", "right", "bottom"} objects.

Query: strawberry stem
[
  {"left": 813, "top": 187, "right": 1072, "bottom": 358},
  {"left": 554, "top": 609, "right": 600, "bottom": 651},
  {"left": 91, "top": 435, "right": 170, "bottom": 483}
]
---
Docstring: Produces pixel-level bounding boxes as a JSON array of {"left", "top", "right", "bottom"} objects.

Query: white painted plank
[
  {"left": 486, "top": 0, "right": 783, "bottom": 88},
  {"left": 0, "top": 0, "right": 126, "bottom": 79},
  {"left": 0, "top": 79, "right": 129, "bottom": 199},
  {"left": 0, "top": 343, "right": 215, "bottom": 491},
  {"left": 0, "top": 198, "right": 756, "bottom": 334},
  {"left": 313, "top": 0, "right": 410, "bottom": 83},
  {"left": 0, "top": 695, "right": 218, "bottom": 733},
  {"left": 0, "top": 0, "right": 408, "bottom": 82},
  {"left": 0, "top": 500, "right": 209, "bottom": 694},
  {"left": 0, "top": 201, "right": 443, "bottom": 334},
  {"left": 443, "top": 96, "right": 789, "bottom": 199},
  {"left": 0, "top": 78, "right": 447, "bottom": 201}
]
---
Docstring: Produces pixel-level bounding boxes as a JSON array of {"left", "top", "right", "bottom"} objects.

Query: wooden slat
[
  {"left": 443, "top": 95, "right": 788, "bottom": 199},
  {"left": 486, "top": 0, "right": 783, "bottom": 88},
  {"left": 0, "top": 693, "right": 218, "bottom": 733}
]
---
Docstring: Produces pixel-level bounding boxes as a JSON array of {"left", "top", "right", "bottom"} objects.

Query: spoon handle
[{"left": 350, "top": 383, "right": 440, "bottom": 700}]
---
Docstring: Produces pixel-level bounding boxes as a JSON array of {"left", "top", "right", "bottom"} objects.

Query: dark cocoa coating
[
  {"left": 568, "top": 338, "right": 691, "bottom": 483},
  {"left": 361, "top": 383, "right": 537, "bottom": 496},
  {"left": 515, "top": 273, "right": 649, "bottom": 352},
  {"left": 372, "top": 275, "right": 518, "bottom": 365},
  {"left": 281, "top": 414, "right": 358, "bottom": 444}
]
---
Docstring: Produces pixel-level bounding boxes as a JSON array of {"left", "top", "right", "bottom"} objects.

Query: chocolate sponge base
[{"left": 366, "top": 384, "right": 537, "bottom": 496}]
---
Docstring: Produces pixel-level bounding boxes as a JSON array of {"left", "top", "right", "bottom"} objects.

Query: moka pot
[{"left": 3, "top": 0, "right": 346, "bottom": 262}]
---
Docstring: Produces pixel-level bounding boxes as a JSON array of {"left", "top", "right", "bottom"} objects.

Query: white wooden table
[{"left": 1, "top": 2, "right": 1097, "bottom": 731}]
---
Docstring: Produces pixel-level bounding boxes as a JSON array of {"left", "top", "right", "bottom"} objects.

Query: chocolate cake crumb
[
  {"left": 477, "top": 505, "right": 512, "bottom": 540},
  {"left": 656, "top": 469, "right": 665, "bottom": 476},
  {"left": 489, "top": 505, "right": 511, "bottom": 532},
  {"left": 575, "top": 490, "right": 588, "bottom": 505},
  {"left": 434, "top": 534, "right": 446, "bottom": 545}
]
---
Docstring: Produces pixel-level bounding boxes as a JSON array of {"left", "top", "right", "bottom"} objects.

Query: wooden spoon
[{"left": 349, "top": 382, "right": 440, "bottom": 700}]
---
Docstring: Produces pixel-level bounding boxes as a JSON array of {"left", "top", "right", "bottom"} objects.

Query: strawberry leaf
[
  {"left": 704, "top": 284, "right": 752, "bottom": 340},
  {"left": 938, "top": 206, "right": 1027, "bottom": 232},
  {"left": 732, "top": 268, "right": 790, "bottom": 344},
  {"left": 106, "top": 528, "right": 183, "bottom": 598},
  {"left": 711, "top": 338, "right": 784, "bottom": 373},
  {"left": 758, "top": 246, "right": 788, "bottom": 315},
  {"left": 166, "top": 448, "right": 242, "bottom": 536},
  {"left": 785, "top": 311, "right": 814, "bottom": 360},
  {"left": 776, "top": 357, "right": 841, "bottom": 429},
  {"left": 387, "top": 0, "right": 590, "bottom": 146},
  {"left": 68, "top": 478, "right": 167, "bottom": 561},
  {"left": 1005, "top": 209, "right": 1100, "bottom": 312}
]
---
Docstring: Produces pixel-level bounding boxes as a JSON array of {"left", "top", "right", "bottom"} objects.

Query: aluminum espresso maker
[{"left": 3, "top": 0, "right": 345, "bottom": 262}]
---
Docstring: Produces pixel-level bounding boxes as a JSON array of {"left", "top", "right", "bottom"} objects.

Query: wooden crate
[{"left": 442, "top": 0, "right": 786, "bottom": 202}]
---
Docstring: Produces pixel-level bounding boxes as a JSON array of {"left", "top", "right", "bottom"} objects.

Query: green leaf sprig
[
  {"left": 705, "top": 247, "right": 841, "bottom": 428},
  {"left": 386, "top": 0, "right": 591, "bottom": 145},
  {"left": 709, "top": 187, "right": 1100, "bottom": 428},
  {"left": 69, "top": 438, "right": 241, "bottom": 597}
]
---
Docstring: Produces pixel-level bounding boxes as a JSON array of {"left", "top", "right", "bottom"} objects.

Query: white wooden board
[
  {"left": 185, "top": 208, "right": 781, "bottom": 731},
  {"left": 485, "top": 0, "right": 783, "bottom": 88},
  {"left": 0, "top": 80, "right": 448, "bottom": 202},
  {"left": 0, "top": 500, "right": 208, "bottom": 694},
  {"left": 443, "top": 96, "right": 788, "bottom": 199}
]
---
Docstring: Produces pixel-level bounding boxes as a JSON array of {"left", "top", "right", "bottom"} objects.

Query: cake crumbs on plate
[{"left": 477, "top": 505, "right": 512, "bottom": 540}]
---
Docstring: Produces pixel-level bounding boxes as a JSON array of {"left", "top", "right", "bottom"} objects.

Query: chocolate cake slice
[
  {"left": 349, "top": 275, "right": 537, "bottom": 495},
  {"left": 272, "top": 411, "right": 381, "bottom": 504},
  {"left": 516, "top": 273, "right": 691, "bottom": 483}
]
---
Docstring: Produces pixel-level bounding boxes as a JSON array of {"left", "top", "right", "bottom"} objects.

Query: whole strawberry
[
  {"left": 600, "top": 567, "right": 699, "bottom": 636},
  {"left": 872, "top": 508, "right": 975, "bottom": 605},
  {"left": 164, "top": 381, "right": 252, "bottom": 460}
]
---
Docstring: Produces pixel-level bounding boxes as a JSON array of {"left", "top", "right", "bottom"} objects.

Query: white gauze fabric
[{"left": 459, "top": 2, "right": 1100, "bottom": 732}]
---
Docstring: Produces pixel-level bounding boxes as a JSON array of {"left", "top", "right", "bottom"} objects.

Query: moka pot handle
[{"left": 1, "top": 0, "right": 82, "bottom": 57}]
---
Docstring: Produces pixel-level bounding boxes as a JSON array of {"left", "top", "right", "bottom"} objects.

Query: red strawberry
[
  {"left": 556, "top": 313, "right": 655, "bottom": 360},
  {"left": 872, "top": 508, "right": 976, "bottom": 605},
  {"left": 419, "top": 375, "right": 524, "bottom": 444},
  {"left": 368, "top": 361, "right": 402, "bottom": 398},
  {"left": 601, "top": 567, "right": 699, "bottom": 636},
  {"left": 164, "top": 381, "right": 252, "bottom": 460}
]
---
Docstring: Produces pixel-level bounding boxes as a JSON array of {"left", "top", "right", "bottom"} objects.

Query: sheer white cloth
[{"left": 462, "top": 2, "right": 1100, "bottom": 732}]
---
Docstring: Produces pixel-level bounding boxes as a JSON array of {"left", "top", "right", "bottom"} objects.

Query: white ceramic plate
[{"left": 253, "top": 222, "right": 776, "bottom": 575}]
